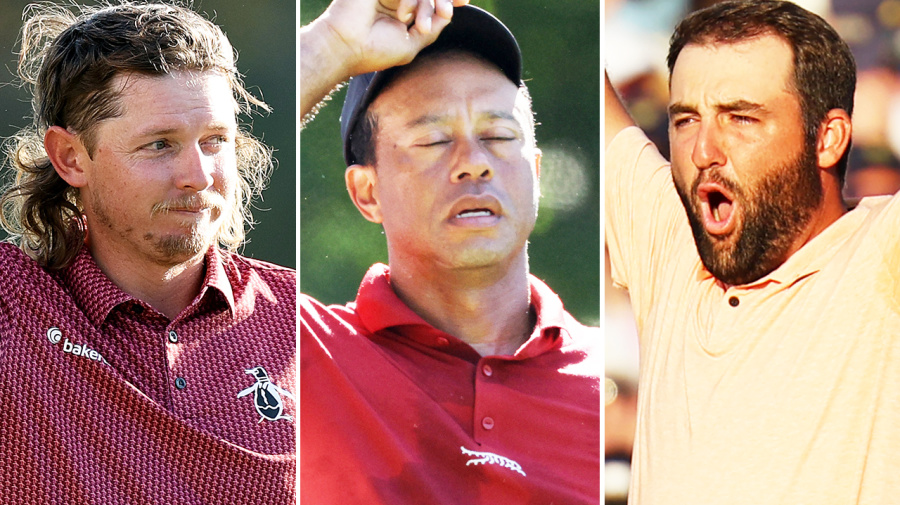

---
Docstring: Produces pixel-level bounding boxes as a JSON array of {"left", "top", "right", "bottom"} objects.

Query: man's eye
[
  {"left": 732, "top": 114, "right": 757, "bottom": 124},
  {"left": 147, "top": 140, "right": 169, "bottom": 150},
  {"left": 418, "top": 138, "right": 451, "bottom": 147},
  {"left": 672, "top": 117, "right": 695, "bottom": 128},
  {"left": 204, "top": 135, "right": 228, "bottom": 148}
]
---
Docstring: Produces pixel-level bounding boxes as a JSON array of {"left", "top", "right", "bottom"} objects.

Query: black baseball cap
[{"left": 339, "top": 5, "right": 522, "bottom": 166}]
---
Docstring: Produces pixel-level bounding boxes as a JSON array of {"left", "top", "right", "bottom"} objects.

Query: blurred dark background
[
  {"left": 299, "top": 0, "right": 600, "bottom": 324},
  {"left": 0, "top": 0, "right": 296, "bottom": 268}
]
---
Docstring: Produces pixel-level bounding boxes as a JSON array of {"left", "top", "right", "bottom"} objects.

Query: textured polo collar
[
  {"left": 354, "top": 263, "right": 569, "bottom": 353},
  {"left": 62, "top": 246, "right": 236, "bottom": 327}
]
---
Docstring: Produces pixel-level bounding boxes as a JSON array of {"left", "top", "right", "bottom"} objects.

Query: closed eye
[
  {"left": 419, "top": 139, "right": 451, "bottom": 147},
  {"left": 671, "top": 116, "right": 696, "bottom": 128},
  {"left": 731, "top": 114, "right": 758, "bottom": 125}
]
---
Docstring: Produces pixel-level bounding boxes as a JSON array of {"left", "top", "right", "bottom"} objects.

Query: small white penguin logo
[{"left": 237, "top": 366, "right": 294, "bottom": 423}]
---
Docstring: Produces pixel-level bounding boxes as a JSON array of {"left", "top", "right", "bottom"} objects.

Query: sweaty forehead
[{"left": 369, "top": 52, "right": 527, "bottom": 127}]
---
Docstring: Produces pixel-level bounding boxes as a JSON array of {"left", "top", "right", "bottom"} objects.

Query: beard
[
  {"left": 674, "top": 139, "right": 823, "bottom": 286},
  {"left": 91, "top": 191, "right": 228, "bottom": 267}
]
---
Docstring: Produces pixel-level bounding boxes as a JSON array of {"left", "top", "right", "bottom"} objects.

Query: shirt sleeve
[
  {"left": 604, "top": 126, "right": 689, "bottom": 314},
  {"left": 878, "top": 193, "right": 900, "bottom": 309}
]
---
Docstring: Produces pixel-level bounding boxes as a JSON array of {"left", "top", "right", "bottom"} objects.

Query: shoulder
[
  {"left": 606, "top": 126, "right": 670, "bottom": 174},
  {"left": 0, "top": 242, "right": 49, "bottom": 290},
  {"left": 300, "top": 292, "right": 364, "bottom": 335},
  {"left": 560, "top": 313, "right": 602, "bottom": 354}
]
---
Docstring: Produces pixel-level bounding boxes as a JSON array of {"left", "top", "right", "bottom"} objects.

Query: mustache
[{"left": 151, "top": 193, "right": 227, "bottom": 216}]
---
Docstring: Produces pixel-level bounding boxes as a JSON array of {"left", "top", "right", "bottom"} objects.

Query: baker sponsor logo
[
  {"left": 47, "top": 327, "right": 108, "bottom": 365},
  {"left": 461, "top": 446, "right": 526, "bottom": 476}
]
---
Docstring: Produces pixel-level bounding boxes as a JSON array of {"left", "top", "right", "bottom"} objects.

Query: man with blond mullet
[
  {"left": 300, "top": 0, "right": 601, "bottom": 502},
  {"left": 606, "top": 1, "right": 900, "bottom": 503},
  {"left": 0, "top": 2, "right": 294, "bottom": 502}
]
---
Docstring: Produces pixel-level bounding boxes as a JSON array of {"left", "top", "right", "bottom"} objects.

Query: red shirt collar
[
  {"left": 60, "top": 247, "right": 236, "bottom": 326},
  {"left": 353, "top": 263, "right": 571, "bottom": 355}
]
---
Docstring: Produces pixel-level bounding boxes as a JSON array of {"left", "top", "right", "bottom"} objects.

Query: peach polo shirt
[{"left": 606, "top": 126, "right": 900, "bottom": 505}]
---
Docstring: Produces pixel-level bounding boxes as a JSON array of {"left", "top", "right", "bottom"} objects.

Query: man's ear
[
  {"left": 44, "top": 126, "right": 89, "bottom": 187},
  {"left": 816, "top": 109, "right": 852, "bottom": 171},
  {"left": 345, "top": 164, "right": 383, "bottom": 224}
]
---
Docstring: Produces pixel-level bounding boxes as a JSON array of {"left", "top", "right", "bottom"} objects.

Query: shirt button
[
  {"left": 168, "top": 330, "right": 179, "bottom": 343},
  {"left": 175, "top": 377, "right": 187, "bottom": 390},
  {"left": 436, "top": 337, "right": 449, "bottom": 346},
  {"left": 482, "top": 417, "right": 495, "bottom": 430},
  {"left": 482, "top": 364, "right": 493, "bottom": 377},
  {"left": 133, "top": 305, "right": 144, "bottom": 315},
  {"left": 728, "top": 296, "right": 740, "bottom": 307}
]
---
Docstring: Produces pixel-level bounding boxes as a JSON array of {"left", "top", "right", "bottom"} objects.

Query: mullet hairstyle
[
  {"left": 0, "top": 1, "right": 273, "bottom": 269},
  {"left": 666, "top": 0, "right": 856, "bottom": 185}
]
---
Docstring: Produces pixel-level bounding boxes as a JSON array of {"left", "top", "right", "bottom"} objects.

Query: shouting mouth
[{"left": 697, "top": 182, "right": 737, "bottom": 236}]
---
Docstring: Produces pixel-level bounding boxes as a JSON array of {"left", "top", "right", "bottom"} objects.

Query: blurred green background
[
  {"left": 300, "top": 0, "right": 600, "bottom": 324},
  {"left": 0, "top": 0, "right": 296, "bottom": 268}
]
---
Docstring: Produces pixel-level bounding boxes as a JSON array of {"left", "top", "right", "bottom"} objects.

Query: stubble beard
[
  {"left": 674, "top": 140, "right": 823, "bottom": 286},
  {"left": 91, "top": 192, "right": 228, "bottom": 267}
]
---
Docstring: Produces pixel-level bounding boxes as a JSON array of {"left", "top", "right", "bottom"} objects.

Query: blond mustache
[{"left": 151, "top": 194, "right": 226, "bottom": 216}]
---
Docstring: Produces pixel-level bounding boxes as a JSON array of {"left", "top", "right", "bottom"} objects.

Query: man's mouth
[
  {"left": 456, "top": 209, "right": 494, "bottom": 218},
  {"left": 697, "top": 183, "right": 737, "bottom": 235},
  {"left": 448, "top": 195, "right": 502, "bottom": 228},
  {"left": 153, "top": 194, "right": 224, "bottom": 217}
]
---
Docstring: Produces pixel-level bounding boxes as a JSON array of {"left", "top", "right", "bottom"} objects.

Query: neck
[
  {"left": 790, "top": 175, "right": 848, "bottom": 256},
  {"left": 88, "top": 243, "right": 208, "bottom": 320},
  {"left": 389, "top": 251, "right": 534, "bottom": 356}
]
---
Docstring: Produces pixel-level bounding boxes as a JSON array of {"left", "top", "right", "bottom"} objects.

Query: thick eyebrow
[{"left": 668, "top": 100, "right": 765, "bottom": 117}]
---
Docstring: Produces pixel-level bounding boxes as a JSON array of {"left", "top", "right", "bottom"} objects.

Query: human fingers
[
  {"left": 451, "top": 0, "right": 469, "bottom": 6},
  {"left": 434, "top": 0, "right": 453, "bottom": 19},
  {"left": 392, "top": 0, "right": 418, "bottom": 25},
  {"left": 413, "top": 0, "right": 436, "bottom": 34}
]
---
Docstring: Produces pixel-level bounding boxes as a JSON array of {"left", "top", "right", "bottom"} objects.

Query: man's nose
[
  {"left": 174, "top": 143, "right": 215, "bottom": 191},
  {"left": 450, "top": 138, "right": 494, "bottom": 182},
  {"left": 691, "top": 121, "right": 726, "bottom": 171}
]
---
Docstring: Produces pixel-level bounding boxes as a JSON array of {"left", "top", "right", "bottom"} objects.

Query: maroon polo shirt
[
  {"left": 0, "top": 243, "right": 295, "bottom": 504},
  {"left": 300, "top": 263, "right": 601, "bottom": 504}
]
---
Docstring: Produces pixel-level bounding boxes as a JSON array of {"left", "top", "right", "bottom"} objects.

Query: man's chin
[
  {"left": 152, "top": 233, "right": 213, "bottom": 266},
  {"left": 698, "top": 247, "right": 778, "bottom": 286}
]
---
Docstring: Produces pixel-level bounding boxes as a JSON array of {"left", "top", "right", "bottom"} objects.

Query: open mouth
[
  {"left": 447, "top": 194, "right": 503, "bottom": 227},
  {"left": 456, "top": 208, "right": 494, "bottom": 218},
  {"left": 697, "top": 183, "right": 737, "bottom": 235}
]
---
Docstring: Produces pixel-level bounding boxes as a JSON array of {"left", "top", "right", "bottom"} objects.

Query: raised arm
[
  {"left": 605, "top": 70, "right": 637, "bottom": 150},
  {"left": 301, "top": 0, "right": 469, "bottom": 121}
]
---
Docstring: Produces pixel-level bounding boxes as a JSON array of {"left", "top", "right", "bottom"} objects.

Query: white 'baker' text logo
[{"left": 47, "top": 327, "right": 108, "bottom": 365}]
